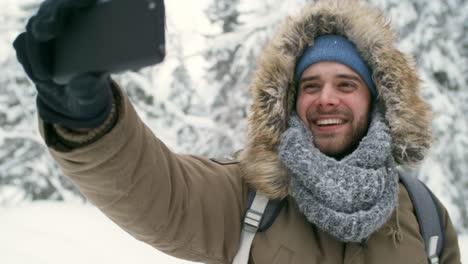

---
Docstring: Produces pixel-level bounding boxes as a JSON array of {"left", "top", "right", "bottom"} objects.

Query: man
[{"left": 13, "top": 0, "right": 461, "bottom": 263}]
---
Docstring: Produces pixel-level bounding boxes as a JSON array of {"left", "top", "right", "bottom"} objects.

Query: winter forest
[{"left": 0, "top": 0, "right": 467, "bottom": 260}]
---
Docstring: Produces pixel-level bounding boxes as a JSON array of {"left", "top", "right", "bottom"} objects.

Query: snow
[
  {"left": 0, "top": 202, "right": 199, "bottom": 264},
  {"left": 0, "top": 202, "right": 466, "bottom": 263},
  {"left": 0, "top": 0, "right": 467, "bottom": 260}
]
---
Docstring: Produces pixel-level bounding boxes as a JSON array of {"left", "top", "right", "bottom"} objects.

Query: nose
[{"left": 317, "top": 85, "right": 339, "bottom": 108}]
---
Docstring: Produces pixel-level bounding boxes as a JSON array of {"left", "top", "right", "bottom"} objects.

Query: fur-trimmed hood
[{"left": 238, "top": 0, "right": 432, "bottom": 199}]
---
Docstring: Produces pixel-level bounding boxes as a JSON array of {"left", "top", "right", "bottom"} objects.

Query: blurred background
[{"left": 0, "top": 0, "right": 467, "bottom": 263}]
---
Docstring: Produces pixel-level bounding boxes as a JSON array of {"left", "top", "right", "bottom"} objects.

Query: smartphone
[{"left": 52, "top": 0, "right": 166, "bottom": 84}]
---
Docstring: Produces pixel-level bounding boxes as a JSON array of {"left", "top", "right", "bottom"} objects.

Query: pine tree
[
  {"left": 371, "top": 0, "right": 468, "bottom": 231},
  {"left": 1, "top": 0, "right": 467, "bottom": 233},
  {"left": 0, "top": 0, "right": 82, "bottom": 203}
]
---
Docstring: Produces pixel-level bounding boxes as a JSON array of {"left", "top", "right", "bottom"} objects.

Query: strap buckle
[
  {"left": 429, "top": 257, "right": 439, "bottom": 264},
  {"left": 243, "top": 208, "right": 263, "bottom": 233},
  {"left": 428, "top": 236, "right": 439, "bottom": 264}
]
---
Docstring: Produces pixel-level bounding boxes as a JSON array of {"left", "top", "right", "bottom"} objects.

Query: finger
[
  {"left": 32, "top": 0, "right": 98, "bottom": 41},
  {"left": 13, "top": 33, "right": 37, "bottom": 81},
  {"left": 65, "top": 73, "right": 112, "bottom": 123},
  {"left": 36, "top": 81, "right": 65, "bottom": 101},
  {"left": 66, "top": 73, "right": 109, "bottom": 99},
  {"left": 30, "top": 0, "right": 62, "bottom": 41},
  {"left": 35, "top": 82, "right": 71, "bottom": 118},
  {"left": 25, "top": 31, "right": 53, "bottom": 81},
  {"left": 35, "top": 94, "right": 72, "bottom": 125}
]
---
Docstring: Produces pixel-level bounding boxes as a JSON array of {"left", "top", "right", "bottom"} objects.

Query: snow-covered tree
[
  {"left": 0, "top": 0, "right": 82, "bottom": 203},
  {"left": 370, "top": 0, "right": 468, "bottom": 231},
  {"left": 0, "top": 0, "right": 467, "bottom": 232}
]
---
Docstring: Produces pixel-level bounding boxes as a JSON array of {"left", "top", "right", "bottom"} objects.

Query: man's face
[{"left": 296, "top": 61, "right": 372, "bottom": 158}]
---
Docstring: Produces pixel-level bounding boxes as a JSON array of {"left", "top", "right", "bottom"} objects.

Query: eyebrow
[
  {"left": 336, "top": 74, "right": 364, "bottom": 83},
  {"left": 299, "top": 76, "right": 321, "bottom": 83},
  {"left": 300, "top": 74, "right": 364, "bottom": 84}
]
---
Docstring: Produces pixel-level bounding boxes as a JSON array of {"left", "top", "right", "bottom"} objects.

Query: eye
[
  {"left": 302, "top": 83, "right": 321, "bottom": 93},
  {"left": 338, "top": 81, "right": 357, "bottom": 91}
]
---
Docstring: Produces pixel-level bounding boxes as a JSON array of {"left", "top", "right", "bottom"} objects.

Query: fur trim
[{"left": 239, "top": 0, "right": 432, "bottom": 199}]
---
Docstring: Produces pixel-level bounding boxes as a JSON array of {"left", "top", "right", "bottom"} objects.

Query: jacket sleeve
[
  {"left": 437, "top": 198, "right": 461, "bottom": 264},
  {"left": 39, "top": 84, "right": 247, "bottom": 264}
]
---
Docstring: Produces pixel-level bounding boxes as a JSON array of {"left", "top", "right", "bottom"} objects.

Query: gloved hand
[{"left": 13, "top": 0, "right": 113, "bottom": 129}]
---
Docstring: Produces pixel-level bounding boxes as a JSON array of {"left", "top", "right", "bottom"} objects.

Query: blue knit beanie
[{"left": 294, "top": 35, "right": 377, "bottom": 98}]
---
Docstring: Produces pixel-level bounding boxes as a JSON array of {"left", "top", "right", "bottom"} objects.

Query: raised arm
[
  {"left": 13, "top": 1, "right": 246, "bottom": 262},
  {"left": 42, "top": 85, "right": 247, "bottom": 263}
]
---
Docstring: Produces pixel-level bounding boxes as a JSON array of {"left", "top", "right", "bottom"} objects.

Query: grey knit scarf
[{"left": 278, "top": 109, "right": 398, "bottom": 242}]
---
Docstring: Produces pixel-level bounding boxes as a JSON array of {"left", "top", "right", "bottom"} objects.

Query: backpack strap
[
  {"left": 234, "top": 176, "right": 445, "bottom": 264},
  {"left": 245, "top": 189, "right": 287, "bottom": 232},
  {"left": 233, "top": 190, "right": 286, "bottom": 263},
  {"left": 233, "top": 192, "right": 269, "bottom": 264},
  {"left": 399, "top": 173, "right": 445, "bottom": 264}
]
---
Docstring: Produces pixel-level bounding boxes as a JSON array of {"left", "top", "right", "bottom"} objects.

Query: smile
[
  {"left": 313, "top": 118, "right": 347, "bottom": 132},
  {"left": 315, "top": 118, "right": 345, "bottom": 126}
]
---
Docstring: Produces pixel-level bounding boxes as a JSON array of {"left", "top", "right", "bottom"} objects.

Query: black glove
[{"left": 13, "top": 0, "right": 113, "bottom": 129}]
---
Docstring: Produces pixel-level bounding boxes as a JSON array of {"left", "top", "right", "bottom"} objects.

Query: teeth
[{"left": 316, "top": 119, "right": 344, "bottom": 126}]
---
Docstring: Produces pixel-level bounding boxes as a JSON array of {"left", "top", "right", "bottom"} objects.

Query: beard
[{"left": 307, "top": 108, "right": 370, "bottom": 160}]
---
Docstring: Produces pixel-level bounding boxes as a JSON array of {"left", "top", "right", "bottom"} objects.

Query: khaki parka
[
  {"left": 41, "top": 86, "right": 461, "bottom": 264},
  {"left": 40, "top": 0, "right": 461, "bottom": 263}
]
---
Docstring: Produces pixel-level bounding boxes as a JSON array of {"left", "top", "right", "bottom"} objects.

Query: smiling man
[
  {"left": 13, "top": 0, "right": 461, "bottom": 263},
  {"left": 295, "top": 35, "right": 374, "bottom": 159},
  {"left": 296, "top": 62, "right": 371, "bottom": 159},
  {"left": 297, "top": 61, "right": 371, "bottom": 158}
]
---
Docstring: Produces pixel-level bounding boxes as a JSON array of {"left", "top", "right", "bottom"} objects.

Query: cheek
[
  {"left": 345, "top": 96, "right": 371, "bottom": 122},
  {"left": 295, "top": 96, "right": 311, "bottom": 123}
]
